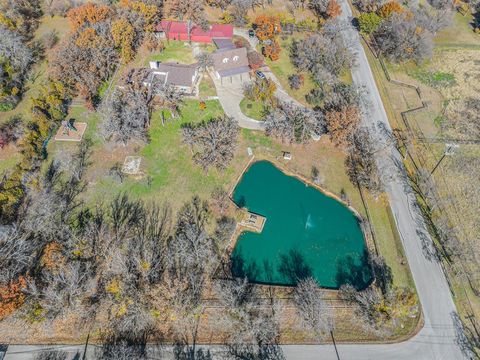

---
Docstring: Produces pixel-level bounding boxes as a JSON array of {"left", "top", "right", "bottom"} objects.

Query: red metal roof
[{"left": 156, "top": 21, "right": 233, "bottom": 41}]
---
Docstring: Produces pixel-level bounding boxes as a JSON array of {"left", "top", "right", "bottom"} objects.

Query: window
[
  {"left": 233, "top": 56, "right": 239, "bottom": 62},
  {"left": 222, "top": 58, "right": 229, "bottom": 63}
]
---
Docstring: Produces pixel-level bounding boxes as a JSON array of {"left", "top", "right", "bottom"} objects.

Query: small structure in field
[
  {"left": 122, "top": 156, "right": 142, "bottom": 175},
  {"left": 283, "top": 151, "right": 292, "bottom": 160},
  {"left": 54, "top": 120, "right": 87, "bottom": 142}
]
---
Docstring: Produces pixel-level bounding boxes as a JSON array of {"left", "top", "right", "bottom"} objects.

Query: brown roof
[
  {"left": 151, "top": 63, "right": 198, "bottom": 88},
  {"left": 211, "top": 47, "right": 249, "bottom": 73}
]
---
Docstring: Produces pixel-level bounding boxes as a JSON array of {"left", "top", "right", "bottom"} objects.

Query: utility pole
[
  {"left": 330, "top": 330, "right": 340, "bottom": 360},
  {"left": 82, "top": 333, "right": 90, "bottom": 360},
  {"left": 431, "top": 143, "right": 459, "bottom": 175}
]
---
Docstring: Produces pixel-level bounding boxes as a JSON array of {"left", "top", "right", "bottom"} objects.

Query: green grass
[
  {"left": 240, "top": 98, "right": 266, "bottom": 120},
  {"left": 262, "top": 36, "right": 316, "bottom": 106},
  {"left": 199, "top": 74, "right": 217, "bottom": 98},
  {"left": 87, "top": 100, "right": 241, "bottom": 211},
  {"left": 435, "top": 12, "right": 480, "bottom": 47},
  {"left": 145, "top": 41, "right": 195, "bottom": 65},
  {"left": 406, "top": 68, "right": 456, "bottom": 89}
]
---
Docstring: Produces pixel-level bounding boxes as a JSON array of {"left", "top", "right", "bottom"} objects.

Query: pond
[{"left": 231, "top": 161, "right": 372, "bottom": 289}]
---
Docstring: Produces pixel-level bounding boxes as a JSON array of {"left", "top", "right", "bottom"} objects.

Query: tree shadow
[
  {"left": 173, "top": 344, "right": 213, "bottom": 360},
  {"left": 231, "top": 250, "right": 260, "bottom": 281},
  {"left": 451, "top": 311, "right": 479, "bottom": 359},
  {"left": 277, "top": 249, "right": 313, "bottom": 286},
  {"left": 335, "top": 249, "right": 373, "bottom": 290},
  {"left": 235, "top": 195, "right": 246, "bottom": 208},
  {"left": 227, "top": 344, "right": 286, "bottom": 360}
]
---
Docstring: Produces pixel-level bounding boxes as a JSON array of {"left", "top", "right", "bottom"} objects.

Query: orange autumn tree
[
  {"left": 253, "top": 15, "right": 281, "bottom": 41},
  {"left": 324, "top": 106, "right": 361, "bottom": 147},
  {"left": 263, "top": 38, "right": 282, "bottom": 61},
  {"left": 378, "top": 1, "right": 404, "bottom": 18},
  {"left": 326, "top": 0, "right": 342, "bottom": 18},
  {"left": 0, "top": 276, "right": 27, "bottom": 320},
  {"left": 119, "top": 0, "right": 160, "bottom": 31},
  {"left": 111, "top": 18, "right": 136, "bottom": 62},
  {"left": 67, "top": 3, "right": 111, "bottom": 32}
]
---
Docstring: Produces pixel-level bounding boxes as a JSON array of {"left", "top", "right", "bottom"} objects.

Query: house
[
  {"left": 155, "top": 21, "right": 233, "bottom": 43},
  {"left": 211, "top": 47, "right": 250, "bottom": 83},
  {"left": 147, "top": 61, "right": 199, "bottom": 94}
]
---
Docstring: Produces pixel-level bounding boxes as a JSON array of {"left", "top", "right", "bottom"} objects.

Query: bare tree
[
  {"left": 345, "top": 127, "right": 383, "bottom": 195},
  {"left": 293, "top": 277, "right": 333, "bottom": 340},
  {"left": 291, "top": 30, "right": 354, "bottom": 85},
  {"left": 182, "top": 116, "right": 240, "bottom": 171},
  {"left": 265, "top": 102, "right": 325, "bottom": 143},
  {"left": 373, "top": 13, "right": 434, "bottom": 63},
  {"left": 100, "top": 84, "right": 150, "bottom": 145},
  {"left": 0, "top": 226, "right": 36, "bottom": 286}
]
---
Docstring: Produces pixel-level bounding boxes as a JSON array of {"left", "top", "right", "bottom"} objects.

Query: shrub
[
  {"left": 288, "top": 74, "right": 305, "bottom": 90},
  {"left": 358, "top": 12, "right": 382, "bottom": 35},
  {"left": 305, "top": 88, "right": 325, "bottom": 106}
]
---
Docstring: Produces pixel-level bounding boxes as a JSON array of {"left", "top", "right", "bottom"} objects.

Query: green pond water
[{"left": 231, "top": 161, "right": 372, "bottom": 289}]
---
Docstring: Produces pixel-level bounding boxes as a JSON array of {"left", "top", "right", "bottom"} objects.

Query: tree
[
  {"left": 51, "top": 22, "right": 118, "bottom": 107},
  {"left": 100, "top": 84, "right": 150, "bottom": 145},
  {"left": 195, "top": 51, "right": 213, "bottom": 71},
  {"left": 291, "top": 32, "right": 354, "bottom": 85},
  {"left": 111, "top": 18, "right": 136, "bottom": 63},
  {"left": 253, "top": 15, "right": 281, "bottom": 41},
  {"left": 324, "top": 106, "right": 361, "bottom": 147},
  {"left": 0, "top": 0, "right": 42, "bottom": 39},
  {"left": 413, "top": 6, "right": 453, "bottom": 35},
  {"left": 215, "top": 277, "right": 284, "bottom": 360},
  {"left": 326, "top": 0, "right": 342, "bottom": 18},
  {"left": 293, "top": 277, "right": 333, "bottom": 339},
  {"left": 0, "top": 276, "right": 27, "bottom": 320},
  {"left": 345, "top": 127, "right": 383, "bottom": 195},
  {"left": 353, "top": 0, "right": 382, "bottom": 12},
  {"left": 243, "top": 77, "right": 277, "bottom": 107},
  {"left": 163, "top": 0, "right": 206, "bottom": 23},
  {"left": 265, "top": 102, "right": 325, "bottom": 143},
  {"left": 340, "top": 284, "right": 418, "bottom": 337},
  {"left": 182, "top": 116, "right": 240, "bottom": 171},
  {"left": 263, "top": 38, "right": 282, "bottom": 61},
  {"left": 358, "top": 12, "right": 382, "bottom": 35},
  {"left": 0, "top": 25, "right": 34, "bottom": 108},
  {"left": 309, "top": 0, "right": 330, "bottom": 18},
  {"left": 373, "top": 13, "right": 434, "bottom": 63},
  {"left": 377, "top": 1, "right": 403, "bottom": 18},
  {"left": 288, "top": 74, "right": 305, "bottom": 90},
  {"left": 67, "top": 2, "right": 111, "bottom": 32}
]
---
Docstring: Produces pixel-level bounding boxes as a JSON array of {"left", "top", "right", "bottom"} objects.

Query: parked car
[
  {"left": 255, "top": 70, "right": 266, "bottom": 79},
  {"left": 248, "top": 29, "right": 255, "bottom": 38}
]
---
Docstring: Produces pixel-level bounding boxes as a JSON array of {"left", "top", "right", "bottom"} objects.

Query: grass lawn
[
  {"left": 145, "top": 41, "right": 196, "bottom": 66},
  {"left": 262, "top": 35, "right": 316, "bottom": 107},
  {"left": 240, "top": 98, "right": 266, "bottom": 120},
  {"left": 84, "top": 99, "right": 249, "bottom": 212},
  {"left": 199, "top": 73, "right": 217, "bottom": 98}
]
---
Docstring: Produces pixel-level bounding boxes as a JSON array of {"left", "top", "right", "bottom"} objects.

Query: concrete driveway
[{"left": 209, "top": 71, "right": 265, "bottom": 130}]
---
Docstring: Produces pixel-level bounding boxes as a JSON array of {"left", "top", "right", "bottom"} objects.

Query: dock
[{"left": 239, "top": 211, "right": 266, "bottom": 233}]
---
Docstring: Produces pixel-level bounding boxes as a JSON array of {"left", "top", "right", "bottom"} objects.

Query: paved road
[{"left": 303, "top": 1, "right": 467, "bottom": 359}]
